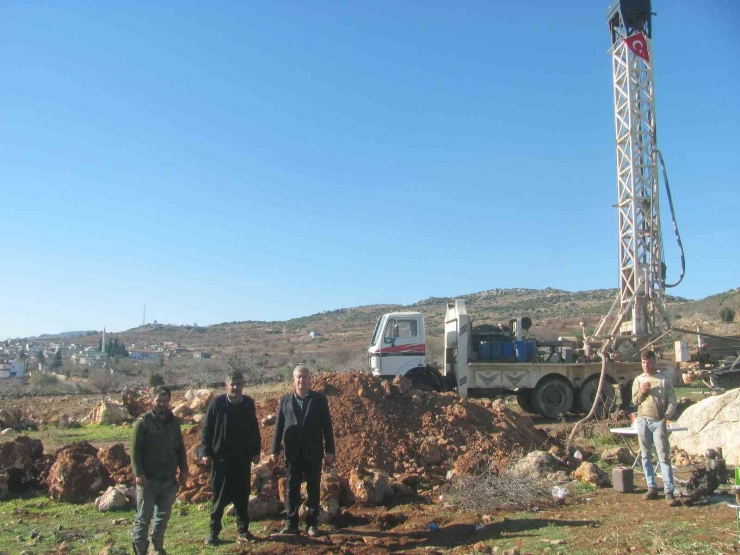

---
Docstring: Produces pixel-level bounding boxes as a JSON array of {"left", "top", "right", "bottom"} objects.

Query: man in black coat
[
  {"left": 271, "top": 365, "right": 335, "bottom": 537},
  {"left": 199, "top": 371, "right": 261, "bottom": 545}
]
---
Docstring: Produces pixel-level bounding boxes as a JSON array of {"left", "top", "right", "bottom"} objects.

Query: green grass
[
  {"left": 0, "top": 492, "right": 275, "bottom": 554},
  {"left": 24, "top": 425, "right": 137, "bottom": 453}
]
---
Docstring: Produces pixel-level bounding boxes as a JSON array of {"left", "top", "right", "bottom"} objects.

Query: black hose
[{"left": 657, "top": 150, "right": 685, "bottom": 288}]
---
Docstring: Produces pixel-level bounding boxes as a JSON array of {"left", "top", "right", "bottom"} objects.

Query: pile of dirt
[
  {"left": 0, "top": 435, "right": 48, "bottom": 499},
  {"left": 97, "top": 442, "right": 134, "bottom": 485},
  {"left": 178, "top": 372, "right": 545, "bottom": 507},
  {"left": 46, "top": 441, "right": 113, "bottom": 503},
  {"left": 121, "top": 388, "right": 151, "bottom": 417}
]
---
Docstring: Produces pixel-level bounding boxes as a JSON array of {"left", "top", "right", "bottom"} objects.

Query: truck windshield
[{"left": 370, "top": 317, "right": 383, "bottom": 347}]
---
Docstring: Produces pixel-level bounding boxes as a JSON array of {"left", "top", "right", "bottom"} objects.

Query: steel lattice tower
[{"left": 594, "top": 0, "right": 670, "bottom": 354}]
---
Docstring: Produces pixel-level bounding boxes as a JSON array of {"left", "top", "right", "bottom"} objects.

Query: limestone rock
[
  {"left": 573, "top": 462, "right": 610, "bottom": 487},
  {"left": 121, "top": 388, "right": 150, "bottom": 417},
  {"left": 673, "top": 388, "right": 740, "bottom": 466},
  {"left": 512, "top": 451, "right": 562, "bottom": 478},
  {"left": 253, "top": 458, "right": 275, "bottom": 480},
  {"left": 86, "top": 402, "right": 129, "bottom": 426},
  {"left": 94, "top": 485, "right": 132, "bottom": 511},
  {"left": 248, "top": 493, "right": 281, "bottom": 519},
  {"left": 188, "top": 389, "right": 215, "bottom": 413},
  {"left": 600, "top": 446, "right": 633, "bottom": 466},
  {"left": 419, "top": 440, "right": 442, "bottom": 466},
  {"left": 392, "top": 375, "right": 412, "bottom": 395}
]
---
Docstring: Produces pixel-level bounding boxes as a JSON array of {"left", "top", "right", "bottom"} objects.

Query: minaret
[{"left": 102, "top": 328, "right": 106, "bottom": 353}]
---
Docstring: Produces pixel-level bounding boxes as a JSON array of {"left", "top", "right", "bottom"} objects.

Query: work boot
[
  {"left": 204, "top": 532, "right": 220, "bottom": 546},
  {"left": 276, "top": 523, "right": 300, "bottom": 535},
  {"left": 665, "top": 492, "right": 680, "bottom": 507},
  {"left": 237, "top": 531, "right": 256, "bottom": 543},
  {"left": 306, "top": 525, "right": 319, "bottom": 537},
  {"left": 643, "top": 488, "right": 659, "bottom": 500},
  {"left": 132, "top": 540, "right": 148, "bottom": 555}
]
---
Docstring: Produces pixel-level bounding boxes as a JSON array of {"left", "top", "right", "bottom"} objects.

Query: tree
[
  {"left": 37, "top": 350, "right": 46, "bottom": 365},
  {"left": 148, "top": 372, "right": 165, "bottom": 387},
  {"left": 720, "top": 307, "right": 735, "bottom": 323},
  {"left": 51, "top": 349, "right": 63, "bottom": 370}
]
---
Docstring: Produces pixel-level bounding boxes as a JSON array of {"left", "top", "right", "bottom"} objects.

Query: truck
[{"left": 368, "top": 301, "right": 642, "bottom": 418}]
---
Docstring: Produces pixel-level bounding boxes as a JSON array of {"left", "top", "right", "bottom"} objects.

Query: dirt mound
[
  {"left": 97, "top": 443, "right": 134, "bottom": 485},
  {"left": 177, "top": 372, "right": 545, "bottom": 506},
  {"left": 121, "top": 388, "right": 151, "bottom": 417},
  {"left": 46, "top": 441, "right": 113, "bottom": 503},
  {"left": 0, "top": 435, "right": 46, "bottom": 499},
  {"left": 278, "top": 373, "right": 546, "bottom": 480}
]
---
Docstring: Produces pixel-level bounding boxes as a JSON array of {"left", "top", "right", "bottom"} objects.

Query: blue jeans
[
  {"left": 133, "top": 477, "right": 178, "bottom": 553},
  {"left": 635, "top": 416, "right": 674, "bottom": 494}
]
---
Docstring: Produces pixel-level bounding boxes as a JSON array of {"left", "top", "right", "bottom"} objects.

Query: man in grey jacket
[
  {"left": 131, "top": 386, "right": 189, "bottom": 555},
  {"left": 631, "top": 350, "right": 679, "bottom": 507}
]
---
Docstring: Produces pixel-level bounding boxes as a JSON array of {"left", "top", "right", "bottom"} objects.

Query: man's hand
[
  {"left": 270, "top": 454, "right": 278, "bottom": 464},
  {"left": 252, "top": 455, "right": 260, "bottom": 464},
  {"left": 640, "top": 381, "right": 651, "bottom": 395},
  {"left": 325, "top": 453, "right": 335, "bottom": 466},
  {"left": 136, "top": 476, "right": 148, "bottom": 487},
  {"left": 199, "top": 456, "right": 211, "bottom": 466},
  {"left": 178, "top": 472, "right": 188, "bottom": 486}
]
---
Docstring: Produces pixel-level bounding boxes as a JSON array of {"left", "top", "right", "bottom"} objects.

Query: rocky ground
[{"left": 1, "top": 373, "right": 738, "bottom": 554}]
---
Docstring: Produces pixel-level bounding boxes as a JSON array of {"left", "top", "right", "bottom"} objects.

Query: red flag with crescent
[{"left": 625, "top": 32, "right": 649, "bottom": 62}]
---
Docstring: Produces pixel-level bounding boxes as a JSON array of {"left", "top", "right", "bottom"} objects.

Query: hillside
[{"left": 31, "top": 286, "right": 740, "bottom": 357}]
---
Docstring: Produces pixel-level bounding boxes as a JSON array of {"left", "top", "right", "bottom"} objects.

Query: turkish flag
[{"left": 625, "top": 32, "right": 650, "bottom": 62}]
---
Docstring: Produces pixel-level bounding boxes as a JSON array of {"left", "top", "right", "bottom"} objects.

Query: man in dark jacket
[
  {"left": 199, "top": 371, "right": 261, "bottom": 545},
  {"left": 271, "top": 365, "right": 335, "bottom": 537},
  {"left": 131, "top": 386, "right": 188, "bottom": 555}
]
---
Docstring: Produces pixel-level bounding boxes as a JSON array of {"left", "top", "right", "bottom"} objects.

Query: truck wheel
[
  {"left": 618, "top": 379, "right": 634, "bottom": 410},
  {"left": 531, "top": 377, "right": 574, "bottom": 418},
  {"left": 516, "top": 390, "right": 535, "bottom": 414},
  {"left": 575, "top": 376, "right": 617, "bottom": 417}
]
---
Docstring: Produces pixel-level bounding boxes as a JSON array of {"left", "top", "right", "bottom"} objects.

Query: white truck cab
[{"left": 368, "top": 311, "right": 426, "bottom": 378}]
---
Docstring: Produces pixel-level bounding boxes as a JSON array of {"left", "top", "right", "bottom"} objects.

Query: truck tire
[
  {"left": 406, "top": 367, "right": 443, "bottom": 391},
  {"left": 531, "top": 377, "right": 574, "bottom": 418},
  {"left": 575, "top": 376, "right": 617, "bottom": 417},
  {"left": 619, "top": 379, "right": 634, "bottom": 410},
  {"left": 516, "top": 390, "right": 536, "bottom": 414}
]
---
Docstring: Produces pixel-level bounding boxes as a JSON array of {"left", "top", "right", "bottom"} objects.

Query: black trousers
[
  {"left": 210, "top": 458, "right": 251, "bottom": 534},
  {"left": 285, "top": 458, "right": 322, "bottom": 527}
]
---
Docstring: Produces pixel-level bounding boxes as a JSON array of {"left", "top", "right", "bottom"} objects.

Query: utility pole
[{"left": 143, "top": 303, "right": 146, "bottom": 327}]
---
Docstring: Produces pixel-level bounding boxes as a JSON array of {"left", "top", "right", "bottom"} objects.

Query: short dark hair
[
  {"left": 641, "top": 350, "right": 656, "bottom": 360},
  {"left": 226, "top": 370, "right": 244, "bottom": 383},
  {"left": 152, "top": 385, "right": 171, "bottom": 398}
]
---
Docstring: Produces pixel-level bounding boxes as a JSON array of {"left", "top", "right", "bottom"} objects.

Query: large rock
[
  {"left": 673, "top": 389, "right": 740, "bottom": 466},
  {"left": 121, "top": 388, "right": 151, "bottom": 417},
  {"left": 0, "top": 435, "right": 44, "bottom": 498},
  {"left": 94, "top": 484, "right": 135, "bottom": 511},
  {"left": 419, "top": 439, "right": 443, "bottom": 466},
  {"left": 187, "top": 389, "right": 215, "bottom": 413},
  {"left": 600, "top": 446, "right": 633, "bottom": 466},
  {"left": 392, "top": 375, "right": 412, "bottom": 395},
  {"left": 86, "top": 401, "right": 129, "bottom": 425},
  {"left": 47, "top": 441, "right": 113, "bottom": 502},
  {"left": 248, "top": 493, "right": 281, "bottom": 519},
  {"left": 512, "top": 451, "right": 562, "bottom": 478},
  {"left": 573, "top": 462, "right": 610, "bottom": 487},
  {"left": 349, "top": 468, "right": 392, "bottom": 505}
]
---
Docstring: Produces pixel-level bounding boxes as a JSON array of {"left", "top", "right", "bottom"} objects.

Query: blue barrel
[
  {"left": 490, "top": 341, "right": 503, "bottom": 359},
  {"left": 502, "top": 341, "right": 515, "bottom": 358},
  {"left": 479, "top": 341, "right": 492, "bottom": 360},
  {"left": 515, "top": 340, "right": 528, "bottom": 362}
]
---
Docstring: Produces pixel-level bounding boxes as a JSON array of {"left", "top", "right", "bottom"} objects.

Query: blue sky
[{"left": 2, "top": 1, "right": 738, "bottom": 338}]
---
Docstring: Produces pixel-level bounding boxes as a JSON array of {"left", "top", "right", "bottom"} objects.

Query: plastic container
[
  {"left": 502, "top": 342, "right": 515, "bottom": 358},
  {"left": 490, "top": 341, "right": 503, "bottom": 359},
  {"left": 479, "top": 342, "right": 492, "bottom": 360},
  {"left": 515, "top": 341, "right": 528, "bottom": 362},
  {"left": 612, "top": 467, "right": 634, "bottom": 493}
]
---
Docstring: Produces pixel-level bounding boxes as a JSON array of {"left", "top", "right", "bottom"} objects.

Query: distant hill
[
  {"left": 23, "top": 288, "right": 739, "bottom": 363},
  {"left": 34, "top": 330, "right": 99, "bottom": 340}
]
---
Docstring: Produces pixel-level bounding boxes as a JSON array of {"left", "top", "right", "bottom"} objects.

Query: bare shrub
[
  {"left": 445, "top": 460, "right": 551, "bottom": 512},
  {"left": 88, "top": 373, "right": 120, "bottom": 393}
]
